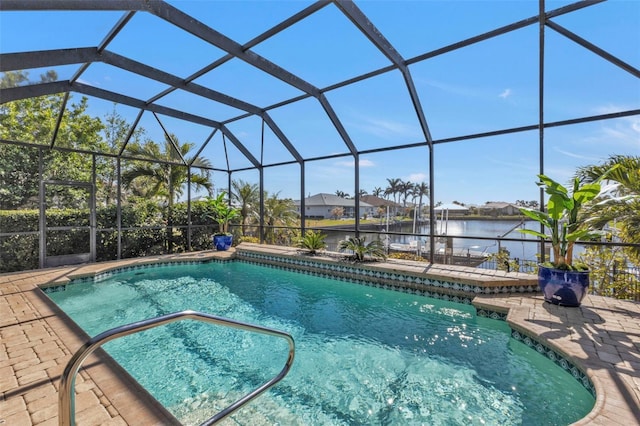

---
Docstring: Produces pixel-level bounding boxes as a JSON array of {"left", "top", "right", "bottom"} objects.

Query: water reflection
[{"left": 318, "top": 219, "right": 578, "bottom": 263}]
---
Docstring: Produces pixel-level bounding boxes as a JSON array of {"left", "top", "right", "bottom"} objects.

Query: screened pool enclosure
[{"left": 1, "top": 0, "right": 638, "bottom": 273}]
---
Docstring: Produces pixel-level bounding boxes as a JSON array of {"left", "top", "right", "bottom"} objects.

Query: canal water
[{"left": 322, "top": 219, "right": 562, "bottom": 263}]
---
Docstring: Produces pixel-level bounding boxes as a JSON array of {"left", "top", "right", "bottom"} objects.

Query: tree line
[
  {"left": 1, "top": 71, "right": 216, "bottom": 211},
  {"left": 0, "top": 71, "right": 299, "bottom": 267},
  {"left": 335, "top": 178, "right": 430, "bottom": 207}
]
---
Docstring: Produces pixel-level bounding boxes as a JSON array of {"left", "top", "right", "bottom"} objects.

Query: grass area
[{"left": 305, "top": 217, "right": 411, "bottom": 227}]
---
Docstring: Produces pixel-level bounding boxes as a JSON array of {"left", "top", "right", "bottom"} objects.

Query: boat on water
[
  {"left": 388, "top": 240, "right": 426, "bottom": 252},
  {"left": 387, "top": 239, "right": 489, "bottom": 267}
]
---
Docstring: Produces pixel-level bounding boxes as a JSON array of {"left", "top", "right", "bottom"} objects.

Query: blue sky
[{"left": 1, "top": 0, "right": 638, "bottom": 205}]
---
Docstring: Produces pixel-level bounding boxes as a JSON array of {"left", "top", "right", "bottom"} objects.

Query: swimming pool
[{"left": 47, "top": 261, "right": 594, "bottom": 425}]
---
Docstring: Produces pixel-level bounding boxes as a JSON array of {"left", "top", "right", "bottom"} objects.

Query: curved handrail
[{"left": 59, "top": 310, "right": 295, "bottom": 426}]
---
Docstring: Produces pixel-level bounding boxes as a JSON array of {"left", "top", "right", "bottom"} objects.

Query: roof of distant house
[
  {"left": 360, "top": 195, "right": 401, "bottom": 207},
  {"left": 434, "top": 203, "right": 469, "bottom": 211},
  {"left": 294, "top": 193, "right": 374, "bottom": 208},
  {"left": 480, "top": 202, "right": 519, "bottom": 209}
]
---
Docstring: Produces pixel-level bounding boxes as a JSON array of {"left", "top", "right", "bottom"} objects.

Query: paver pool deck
[{"left": 1, "top": 246, "right": 638, "bottom": 425}]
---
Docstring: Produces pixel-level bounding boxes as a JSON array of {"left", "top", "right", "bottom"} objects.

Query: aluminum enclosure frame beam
[
  {"left": 8, "top": 0, "right": 358, "bottom": 167},
  {"left": 1, "top": 81, "right": 261, "bottom": 168},
  {"left": 0, "top": 1, "right": 306, "bottom": 169},
  {"left": 333, "top": 0, "right": 436, "bottom": 256},
  {"left": 2, "top": 0, "right": 616, "bottom": 170}
]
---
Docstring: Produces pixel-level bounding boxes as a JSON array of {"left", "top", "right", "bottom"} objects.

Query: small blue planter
[
  {"left": 538, "top": 265, "right": 590, "bottom": 307},
  {"left": 213, "top": 235, "right": 233, "bottom": 251}
]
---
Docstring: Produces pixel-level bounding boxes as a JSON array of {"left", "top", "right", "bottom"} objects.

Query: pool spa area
[{"left": 1, "top": 244, "right": 639, "bottom": 425}]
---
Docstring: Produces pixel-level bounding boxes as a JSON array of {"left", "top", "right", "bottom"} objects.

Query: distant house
[
  {"left": 433, "top": 203, "right": 470, "bottom": 216},
  {"left": 360, "top": 195, "right": 402, "bottom": 217},
  {"left": 478, "top": 202, "right": 520, "bottom": 216},
  {"left": 294, "top": 193, "right": 375, "bottom": 219}
]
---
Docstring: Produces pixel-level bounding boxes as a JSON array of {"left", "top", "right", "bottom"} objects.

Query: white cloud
[
  {"left": 335, "top": 158, "right": 376, "bottom": 167},
  {"left": 420, "top": 77, "right": 517, "bottom": 104},
  {"left": 499, "top": 89, "right": 512, "bottom": 99},
  {"left": 600, "top": 116, "right": 640, "bottom": 148},
  {"left": 576, "top": 105, "right": 640, "bottom": 149},
  {"left": 601, "top": 126, "right": 630, "bottom": 140},
  {"left": 351, "top": 114, "right": 422, "bottom": 140},
  {"left": 594, "top": 104, "right": 631, "bottom": 115},
  {"left": 406, "top": 172, "right": 427, "bottom": 183},
  {"left": 485, "top": 156, "right": 537, "bottom": 173},
  {"left": 552, "top": 147, "right": 601, "bottom": 162},
  {"left": 422, "top": 78, "right": 480, "bottom": 98}
]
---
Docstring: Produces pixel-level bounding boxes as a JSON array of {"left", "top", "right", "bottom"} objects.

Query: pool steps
[{"left": 59, "top": 310, "right": 295, "bottom": 426}]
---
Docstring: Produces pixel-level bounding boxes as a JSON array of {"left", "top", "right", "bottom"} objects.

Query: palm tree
[
  {"left": 372, "top": 187, "right": 383, "bottom": 198},
  {"left": 385, "top": 178, "right": 401, "bottom": 203},
  {"left": 335, "top": 190, "right": 349, "bottom": 198},
  {"left": 231, "top": 179, "right": 260, "bottom": 236},
  {"left": 295, "top": 230, "right": 326, "bottom": 255},
  {"left": 121, "top": 135, "right": 212, "bottom": 252},
  {"left": 414, "top": 182, "right": 429, "bottom": 204},
  {"left": 575, "top": 155, "right": 640, "bottom": 260},
  {"left": 338, "top": 236, "right": 386, "bottom": 261},
  {"left": 263, "top": 192, "right": 298, "bottom": 244},
  {"left": 122, "top": 135, "right": 212, "bottom": 203},
  {"left": 411, "top": 181, "right": 429, "bottom": 219},
  {"left": 576, "top": 155, "right": 639, "bottom": 195},
  {"left": 399, "top": 180, "right": 414, "bottom": 206}
]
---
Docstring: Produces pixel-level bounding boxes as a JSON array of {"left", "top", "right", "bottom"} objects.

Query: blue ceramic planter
[
  {"left": 538, "top": 265, "right": 590, "bottom": 307},
  {"left": 213, "top": 235, "right": 233, "bottom": 251}
]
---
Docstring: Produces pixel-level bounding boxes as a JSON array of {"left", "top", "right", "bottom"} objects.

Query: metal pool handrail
[{"left": 58, "top": 310, "right": 295, "bottom": 426}]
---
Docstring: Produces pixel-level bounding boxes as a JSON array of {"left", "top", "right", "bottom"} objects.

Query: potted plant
[
  {"left": 207, "top": 192, "right": 240, "bottom": 251},
  {"left": 518, "top": 170, "right": 613, "bottom": 306}
]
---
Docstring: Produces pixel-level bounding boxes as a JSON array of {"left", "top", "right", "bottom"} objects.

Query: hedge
[{"left": 0, "top": 200, "right": 221, "bottom": 273}]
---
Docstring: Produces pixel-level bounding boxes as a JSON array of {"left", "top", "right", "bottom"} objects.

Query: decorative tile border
[
  {"left": 91, "top": 260, "right": 223, "bottom": 283},
  {"left": 239, "top": 252, "right": 510, "bottom": 319},
  {"left": 42, "top": 284, "right": 67, "bottom": 294},
  {"left": 42, "top": 259, "right": 226, "bottom": 293},
  {"left": 511, "top": 330, "right": 596, "bottom": 397},
  {"left": 237, "top": 250, "right": 538, "bottom": 298},
  {"left": 475, "top": 308, "right": 508, "bottom": 321},
  {"left": 239, "top": 255, "right": 478, "bottom": 305}
]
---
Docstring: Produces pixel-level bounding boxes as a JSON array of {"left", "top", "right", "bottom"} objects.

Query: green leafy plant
[
  {"left": 579, "top": 245, "right": 639, "bottom": 300},
  {"left": 518, "top": 169, "right": 615, "bottom": 269},
  {"left": 486, "top": 248, "right": 522, "bottom": 272},
  {"left": 206, "top": 192, "right": 240, "bottom": 236},
  {"left": 240, "top": 235, "right": 260, "bottom": 244},
  {"left": 295, "top": 230, "right": 326, "bottom": 255},
  {"left": 338, "top": 236, "right": 386, "bottom": 262},
  {"left": 388, "top": 252, "right": 427, "bottom": 262}
]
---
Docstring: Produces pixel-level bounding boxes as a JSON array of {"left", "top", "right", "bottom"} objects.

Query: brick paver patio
[{"left": 1, "top": 247, "right": 638, "bottom": 425}]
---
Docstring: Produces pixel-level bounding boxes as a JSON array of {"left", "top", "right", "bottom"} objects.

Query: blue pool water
[{"left": 47, "top": 261, "right": 594, "bottom": 425}]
